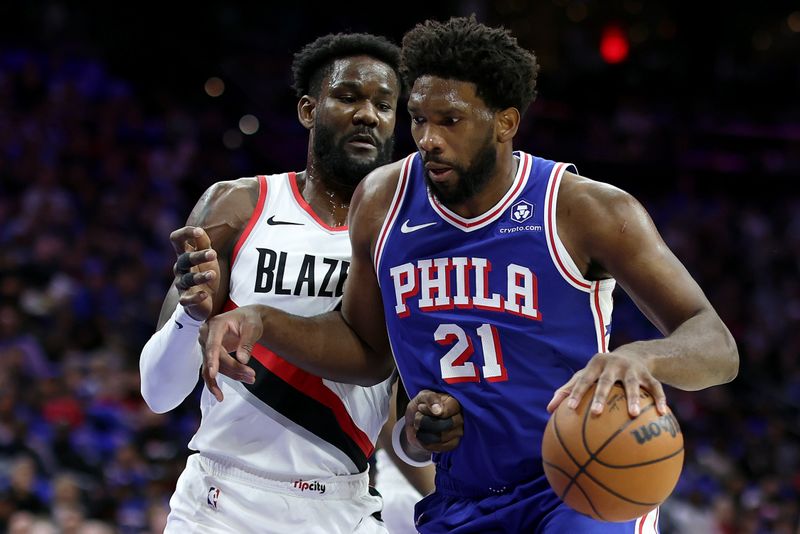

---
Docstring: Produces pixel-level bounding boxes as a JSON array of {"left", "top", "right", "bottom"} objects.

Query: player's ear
[
  {"left": 297, "top": 95, "right": 316, "bottom": 130},
  {"left": 496, "top": 107, "right": 520, "bottom": 143}
]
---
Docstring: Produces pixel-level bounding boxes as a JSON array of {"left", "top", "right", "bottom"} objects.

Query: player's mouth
[
  {"left": 346, "top": 133, "right": 377, "bottom": 151},
  {"left": 425, "top": 163, "right": 453, "bottom": 182}
]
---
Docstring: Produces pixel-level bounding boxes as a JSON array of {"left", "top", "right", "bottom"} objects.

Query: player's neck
[{"left": 294, "top": 170, "right": 351, "bottom": 228}]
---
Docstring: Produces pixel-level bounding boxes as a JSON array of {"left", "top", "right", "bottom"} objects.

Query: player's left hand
[
  {"left": 404, "top": 390, "right": 463, "bottom": 454},
  {"left": 546, "top": 350, "right": 668, "bottom": 417}
]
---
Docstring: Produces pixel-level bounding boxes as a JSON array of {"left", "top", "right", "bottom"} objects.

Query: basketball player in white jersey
[{"left": 139, "top": 32, "right": 461, "bottom": 533}]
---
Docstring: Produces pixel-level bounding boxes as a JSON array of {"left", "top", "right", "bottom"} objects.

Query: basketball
[{"left": 542, "top": 382, "right": 684, "bottom": 522}]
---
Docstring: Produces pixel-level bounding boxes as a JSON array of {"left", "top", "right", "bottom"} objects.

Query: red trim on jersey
[
  {"left": 250, "top": 343, "right": 375, "bottom": 458},
  {"left": 221, "top": 300, "right": 374, "bottom": 457},
  {"left": 231, "top": 175, "right": 268, "bottom": 267},
  {"left": 431, "top": 153, "right": 531, "bottom": 229},
  {"left": 289, "top": 172, "right": 348, "bottom": 233},
  {"left": 638, "top": 510, "right": 646, "bottom": 534},
  {"left": 636, "top": 506, "right": 659, "bottom": 534},
  {"left": 374, "top": 156, "right": 413, "bottom": 269},
  {"left": 593, "top": 283, "right": 607, "bottom": 352},
  {"left": 546, "top": 163, "right": 592, "bottom": 290},
  {"left": 484, "top": 325, "right": 508, "bottom": 382}
]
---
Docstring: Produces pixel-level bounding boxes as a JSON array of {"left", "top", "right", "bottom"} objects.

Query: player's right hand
[
  {"left": 199, "top": 305, "right": 261, "bottom": 401},
  {"left": 170, "top": 226, "right": 220, "bottom": 321},
  {"left": 405, "top": 389, "right": 463, "bottom": 454}
]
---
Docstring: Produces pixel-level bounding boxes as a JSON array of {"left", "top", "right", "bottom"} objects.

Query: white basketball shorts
[{"left": 165, "top": 453, "right": 387, "bottom": 534}]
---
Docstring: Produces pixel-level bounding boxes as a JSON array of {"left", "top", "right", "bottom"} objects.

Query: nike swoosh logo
[
  {"left": 175, "top": 320, "right": 184, "bottom": 329},
  {"left": 400, "top": 219, "right": 437, "bottom": 234},
  {"left": 267, "top": 215, "right": 303, "bottom": 226}
]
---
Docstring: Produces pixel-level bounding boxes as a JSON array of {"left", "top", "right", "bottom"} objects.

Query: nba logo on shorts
[
  {"left": 207, "top": 486, "right": 220, "bottom": 510},
  {"left": 511, "top": 200, "right": 534, "bottom": 223}
]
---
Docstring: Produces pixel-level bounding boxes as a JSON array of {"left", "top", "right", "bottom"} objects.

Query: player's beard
[
  {"left": 425, "top": 131, "right": 496, "bottom": 205},
  {"left": 313, "top": 122, "right": 394, "bottom": 189}
]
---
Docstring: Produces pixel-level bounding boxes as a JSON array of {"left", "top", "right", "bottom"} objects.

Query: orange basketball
[{"left": 542, "top": 382, "right": 684, "bottom": 522}]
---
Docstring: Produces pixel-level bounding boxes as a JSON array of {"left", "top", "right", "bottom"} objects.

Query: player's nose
[
  {"left": 353, "top": 102, "right": 379, "bottom": 128},
  {"left": 416, "top": 125, "right": 443, "bottom": 153}
]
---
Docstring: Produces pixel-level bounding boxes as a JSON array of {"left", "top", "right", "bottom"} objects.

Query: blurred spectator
[{"left": 2, "top": 455, "right": 48, "bottom": 516}]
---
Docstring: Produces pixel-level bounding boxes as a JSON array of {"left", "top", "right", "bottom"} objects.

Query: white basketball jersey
[{"left": 188, "top": 172, "right": 393, "bottom": 479}]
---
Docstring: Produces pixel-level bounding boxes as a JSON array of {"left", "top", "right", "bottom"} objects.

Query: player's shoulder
[
  {"left": 348, "top": 158, "right": 407, "bottom": 242},
  {"left": 559, "top": 170, "right": 643, "bottom": 220},
  {"left": 557, "top": 170, "right": 655, "bottom": 252},
  {"left": 198, "top": 176, "right": 260, "bottom": 211},
  {"left": 203, "top": 176, "right": 259, "bottom": 201},
  {"left": 360, "top": 158, "right": 406, "bottom": 199},
  {"left": 351, "top": 158, "right": 407, "bottom": 213},
  {"left": 187, "top": 176, "right": 263, "bottom": 231}
]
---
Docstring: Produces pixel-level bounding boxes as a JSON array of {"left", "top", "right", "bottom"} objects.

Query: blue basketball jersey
[{"left": 375, "top": 151, "right": 616, "bottom": 492}]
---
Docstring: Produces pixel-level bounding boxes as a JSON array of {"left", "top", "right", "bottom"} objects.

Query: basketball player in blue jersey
[
  {"left": 139, "top": 32, "right": 461, "bottom": 533},
  {"left": 200, "top": 16, "right": 739, "bottom": 533}
]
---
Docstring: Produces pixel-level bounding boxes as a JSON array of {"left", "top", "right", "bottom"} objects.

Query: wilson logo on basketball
[{"left": 630, "top": 412, "right": 681, "bottom": 445}]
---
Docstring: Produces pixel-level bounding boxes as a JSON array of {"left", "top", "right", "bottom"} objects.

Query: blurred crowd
[{"left": 1, "top": 4, "right": 799, "bottom": 533}]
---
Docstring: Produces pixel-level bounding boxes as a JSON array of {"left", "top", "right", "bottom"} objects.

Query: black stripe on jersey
[{"left": 244, "top": 357, "right": 369, "bottom": 472}]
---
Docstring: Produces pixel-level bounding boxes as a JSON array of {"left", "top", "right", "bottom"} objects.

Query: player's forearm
[
  {"left": 257, "top": 306, "right": 394, "bottom": 386},
  {"left": 617, "top": 308, "right": 739, "bottom": 390},
  {"left": 140, "top": 307, "right": 203, "bottom": 413}
]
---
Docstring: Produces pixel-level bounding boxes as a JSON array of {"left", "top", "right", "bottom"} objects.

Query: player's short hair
[
  {"left": 291, "top": 32, "right": 402, "bottom": 98},
  {"left": 400, "top": 15, "right": 539, "bottom": 116}
]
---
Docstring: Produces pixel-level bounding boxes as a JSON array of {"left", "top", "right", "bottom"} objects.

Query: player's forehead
[
  {"left": 407, "top": 75, "right": 481, "bottom": 113},
  {"left": 325, "top": 55, "right": 399, "bottom": 95}
]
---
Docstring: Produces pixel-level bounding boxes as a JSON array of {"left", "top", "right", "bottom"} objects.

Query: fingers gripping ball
[{"left": 542, "top": 383, "right": 684, "bottom": 522}]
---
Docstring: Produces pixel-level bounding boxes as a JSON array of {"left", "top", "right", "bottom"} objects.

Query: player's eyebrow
[{"left": 330, "top": 80, "right": 395, "bottom": 95}]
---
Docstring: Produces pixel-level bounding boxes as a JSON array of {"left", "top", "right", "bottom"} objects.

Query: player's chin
[{"left": 428, "top": 182, "right": 463, "bottom": 205}]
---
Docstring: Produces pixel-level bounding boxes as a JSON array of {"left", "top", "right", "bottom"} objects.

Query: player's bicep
[
  {"left": 340, "top": 242, "right": 391, "bottom": 357},
  {"left": 340, "top": 168, "right": 395, "bottom": 361},
  {"left": 590, "top": 194, "right": 710, "bottom": 336},
  {"left": 185, "top": 179, "right": 255, "bottom": 246}
]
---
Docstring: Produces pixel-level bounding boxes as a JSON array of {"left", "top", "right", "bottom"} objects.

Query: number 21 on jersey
[{"left": 436, "top": 323, "right": 508, "bottom": 383}]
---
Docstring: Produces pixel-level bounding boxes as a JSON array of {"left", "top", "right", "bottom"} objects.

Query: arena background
[{"left": 1, "top": 1, "right": 798, "bottom": 532}]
